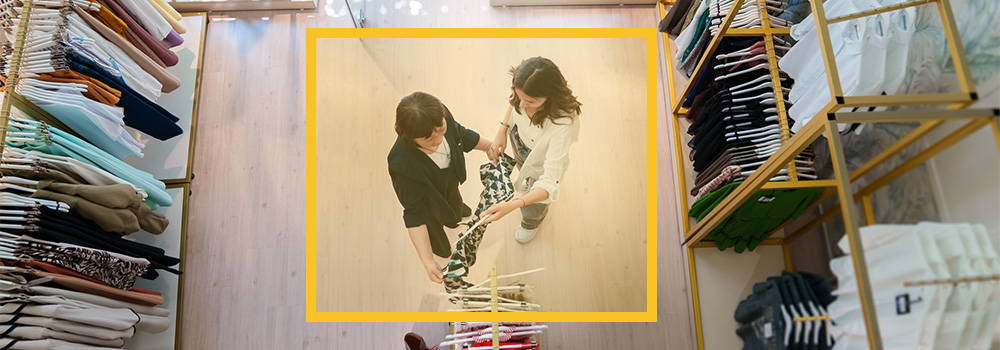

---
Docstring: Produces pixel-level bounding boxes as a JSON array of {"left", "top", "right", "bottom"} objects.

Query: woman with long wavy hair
[{"left": 481, "top": 57, "right": 582, "bottom": 243}]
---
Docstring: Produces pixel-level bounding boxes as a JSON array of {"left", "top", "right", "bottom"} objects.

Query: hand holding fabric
[
  {"left": 491, "top": 129, "right": 508, "bottom": 163},
  {"left": 423, "top": 259, "right": 444, "bottom": 284},
  {"left": 484, "top": 142, "right": 499, "bottom": 165},
  {"left": 479, "top": 199, "right": 522, "bottom": 224}
]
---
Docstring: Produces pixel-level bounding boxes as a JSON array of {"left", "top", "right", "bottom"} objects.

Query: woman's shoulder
[
  {"left": 388, "top": 138, "right": 413, "bottom": 167},
  {"left": 543, "top": 110, "right": 581, "bottom": 128}
]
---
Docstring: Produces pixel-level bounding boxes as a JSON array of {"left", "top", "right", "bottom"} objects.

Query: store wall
[
  {"left": 926, "top": 74, "right": 1000, "bottom": 250},
  {"left": 925, "top": 73, "right": 1000, "bottom": 346}
]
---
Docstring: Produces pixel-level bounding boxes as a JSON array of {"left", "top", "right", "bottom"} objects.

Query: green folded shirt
[{"left": 689, "top": 181, "right": 824, "bottom": 252}]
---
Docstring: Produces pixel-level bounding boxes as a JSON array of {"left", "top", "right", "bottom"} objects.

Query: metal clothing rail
[
  {"left": 904, "top": 275, "right": 1000, "bottom": 287},
  {"left": 661, "top": 0, "right": 999, "bottom": 348},
  {"left": 0, "top": 0, "right": 34, "bottom": 154}
]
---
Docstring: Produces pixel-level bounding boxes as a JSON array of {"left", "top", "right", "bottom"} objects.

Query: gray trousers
[{"left": 509, "top": 124, "right": 549, "bottom": 229}]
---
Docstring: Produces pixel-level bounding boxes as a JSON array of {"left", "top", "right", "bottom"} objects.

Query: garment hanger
[
  {"left": 731, "top": 84, "right": 790, "bottom": 97},
  {"left": 441, "top": 331, "right": 544, "bottom": 346},
  {"left": 21, "top": 79, "right": 88, "bottom": 93},
  {"left": 0, "top": 175, "right": 38, "bottom": 186},
  {"left": 731, "top": 91, "right": 778, "bottom": 103},
  {"left": 726, "top": 129, "right": 781, "bottom": 143},
  {"left": 725, "top": 125, "right": 781, "bottom": 138},
  {"left": 715, "top": 63, "right": 771, "bottom": 81},
  {"left": 446, "top": 325, "right": 549, "bottom": 340},
  {"left": 471, "top": 268, "right": 545, "bottom": 289},
  {"left": 715, "top": 53, "right": 769, "bottom": 70},
  {"left": 447, "top": 305, "right": 527, "bottom": 312},
  {"left": 717, "top": 43, "right": 764, "bottom": 59},
  {"left": 466, "top": 343, "right": 538, "bottom": 350},
  {"left": 0, "top": 183, "right": 35, "bottom": 194},
  {"left": 726, "top": 115, "right": 780, "bottom": 127},
  {"left": 454, "top": 300, "right": 540, "bottom": 310},
  {"left": 0, "top": 193, "right": 66, "bottom": 211},
  {"left": 727, "top": 74, "right": 784, "bottom": 91}
]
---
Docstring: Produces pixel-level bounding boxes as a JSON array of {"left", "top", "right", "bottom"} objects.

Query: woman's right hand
[{"left": 423, "top": 259, "right": 444, "bottom": 284}]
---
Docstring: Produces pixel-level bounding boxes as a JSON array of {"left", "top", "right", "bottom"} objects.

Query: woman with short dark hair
[
  {"left": 388, "top": 92, "right": 497, "bottom": 284},
  {"left": 482, "top": 57, "right": 582, "bottom": 243}
]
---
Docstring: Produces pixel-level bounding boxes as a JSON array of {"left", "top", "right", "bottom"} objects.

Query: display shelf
[{"left": 662, "top": 0, "right": 999, "bottom": 348}]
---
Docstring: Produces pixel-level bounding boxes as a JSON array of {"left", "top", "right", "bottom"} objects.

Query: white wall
[
  {"left": 924, "top": 73, "right": 1000, "bottom": 347},
  {"left": 926, "top": 74, "right": 1000, "bottom": 250}
]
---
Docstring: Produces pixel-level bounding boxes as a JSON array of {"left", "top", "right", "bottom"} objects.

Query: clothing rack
[
  {"left": 0, "top": 3, "right": 202, "bottom": 348},
  {"left": 0, "top": 0, "right": 33, "bottom": 153},
  {"left": 660, "top": 0, "right": 1000, "bottom": 348},
  {"left": 442, "top": 266, "right": 546, "bottom": 350}
]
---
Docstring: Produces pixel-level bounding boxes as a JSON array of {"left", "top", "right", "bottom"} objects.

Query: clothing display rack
[
  {"left": 442, "top": 266, "right": 543, "bottom": 313},
  {"left": 0, "top": 0, "right": 200, "bottom": 347},
  {"left": 440, "top": 265, "right": 548, "bottom": 350},
  {"left": 442, "top": 266, "right": 544, "bottom": 350},
  {"left": 660, "top": 0, "right": 1000, "bottom": 348}
]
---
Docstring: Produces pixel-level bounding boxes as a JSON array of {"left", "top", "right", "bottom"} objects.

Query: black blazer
[{"left": 388, "top": 108, "right": 480, "bottom": 229}]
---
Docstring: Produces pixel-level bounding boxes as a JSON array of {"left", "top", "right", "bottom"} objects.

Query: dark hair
[
  {"left": 509, "top": 57, "right": 582, "bottom": 126},
  {"left": 395, "top": 92, "right": 446, "bottom": 148}
]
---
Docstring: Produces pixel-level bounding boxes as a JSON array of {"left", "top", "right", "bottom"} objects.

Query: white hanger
[
  {"left": 715, "top": 54, "right": 769, "bottom": 70},
  {"left": 447, "top": 305, "right": 527, "bottom": 312},
  {"left": 446, "top": 325, "right": 548, "bottom": 340},
  {"left": 729, "top": 81, "right": 789, "bottom": 97},
  {"left": 453, "top": 300, "right": 541, "bottom": 310},
  {"left": 715, "top": 63, "right": 771, "bottom": 80},
  {"left": 728, "top": 74, "right": 784, "bottom": 91},
  {"left": 0, "top": 183, "right": 35, "bottom": 194},
  {"left": 22, "top": 79, "right": 88, "bottom": 93},
  {"left": 0, "top": 176, "right": 37, "bottom": 187},
  {"left": 727, "top": 116, "right": 781, "bottom": 127},
  {"left": 0, "top": 193, "right": 67, "bottom": 211},
  {"left": 472, "top": 267, "right": 545, "bottom": 289},
  {"left": 726, "top": 125, "right": 781, "bottom": 139},
  {"left": 732, "top": 91, "right": 777, "bottom": 103},
  {"left": 726, "top": 130, "right": 781, "bottom": 143}
]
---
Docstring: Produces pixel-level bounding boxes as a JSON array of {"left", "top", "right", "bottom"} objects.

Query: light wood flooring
[
  {"left": 182, "top": 1, "right": 695, "bottom": 348},
  {"left": 315, "top": 37, "right": 648, "bottom": 313}
]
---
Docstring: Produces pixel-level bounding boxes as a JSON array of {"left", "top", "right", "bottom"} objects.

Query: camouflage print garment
[{"left": 442, "top": 154, "right": 517, "bottom": 293}]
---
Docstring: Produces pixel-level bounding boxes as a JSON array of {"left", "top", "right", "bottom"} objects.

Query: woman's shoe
[
  {"left": 404, "top": 333, "right": 427, "bottom": 350},
  {"left": 515, "top": 225, "right": 539, "bottom": 243}
]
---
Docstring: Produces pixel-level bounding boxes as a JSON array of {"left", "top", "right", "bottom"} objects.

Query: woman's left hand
[
  {"left": 480, "top": 199, "right": 521, "bottom": 224},
  {"left": 484, "top": 142, "right": 499, "bottom": 164}
]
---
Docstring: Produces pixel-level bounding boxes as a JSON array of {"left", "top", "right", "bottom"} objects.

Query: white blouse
[{"left": 509, "top": 108, "right": 580, "bottom": 205}]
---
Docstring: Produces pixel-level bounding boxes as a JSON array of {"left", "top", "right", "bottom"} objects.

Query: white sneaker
[{"left": 515, "top": 226, "right": 539, "bottom": 244}]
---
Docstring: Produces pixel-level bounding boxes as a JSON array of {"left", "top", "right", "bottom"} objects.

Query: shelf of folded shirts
[
  {"left": 661, "top": 0, "right": 999, "bottom": 348},
  {"left": 681, "top": 108, "right": 999, "bottom": 247},
  {"left": 669, "top": 0, "right": 793, "bottom": 116},
  {"left": 660, "top": 0, "right": 819, "bottom": 235}
]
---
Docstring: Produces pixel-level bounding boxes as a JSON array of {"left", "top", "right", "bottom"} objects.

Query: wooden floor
[
  {"left": 315, "top": 37, "right": 648, "bottom": 313},
  {"left": 182, "top": 0, "right": 695, "bottom": 348}
]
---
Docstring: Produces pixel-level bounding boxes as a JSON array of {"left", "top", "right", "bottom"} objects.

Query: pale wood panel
[{"left": 182, "top": 2, "right": 696, "bottom": 348}]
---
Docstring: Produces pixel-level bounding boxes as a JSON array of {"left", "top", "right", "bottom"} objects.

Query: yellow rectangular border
[{"left": 306, "top": 28, "right": 658, "bottom": 322}]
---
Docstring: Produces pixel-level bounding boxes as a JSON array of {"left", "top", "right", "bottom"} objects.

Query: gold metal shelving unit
[{"left": 660, "top": 0, "right": 1000, "bottom": 348}]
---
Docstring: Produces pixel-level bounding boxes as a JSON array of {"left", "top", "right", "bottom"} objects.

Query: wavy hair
[{"left": 509, "top": 57, "right": 581, "bottom": 126}]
